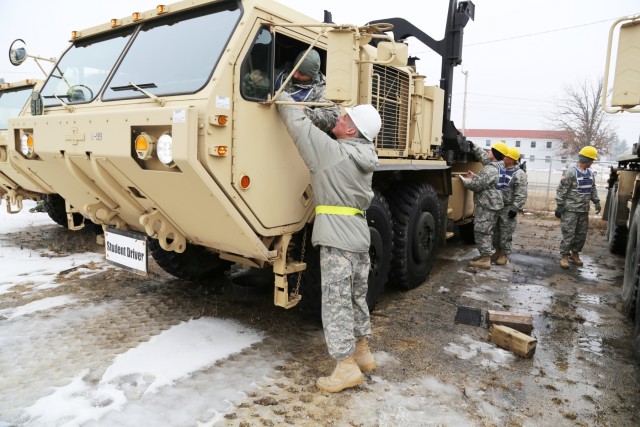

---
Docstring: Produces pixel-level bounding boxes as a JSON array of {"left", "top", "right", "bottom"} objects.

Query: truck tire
[
  {"left": 43, "top": 194, "right": 102, "bottom": 234},
  {"left": 366, "top": 191, "right": 393, "bottom": 309},
  {"left": 622, "top": 208, "right": 640, "bottom": 316},
  {"left": 388, "top": 182, "right": 441, "bottom": 290},
  {"left": 149, "top": 239, "right": 232, "bottom": 281},
  {"left": 635, "top": 288, "right": 640, "bottom": 358},
  {"left": 607, "top": 183, "right": 627, "bottom": 255},
  {"left": 293, "top": 191, "right": 393, "bottom": 318}
]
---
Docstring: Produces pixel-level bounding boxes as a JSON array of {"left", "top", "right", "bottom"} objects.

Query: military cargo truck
[
  {"left": 8, "top": 0, "right": 478, "bottom": 313},
  {"left": 0, "top": 79, "right": 53, "bottom": 211},
  {"left": 601, "top": 13, "right": 640, "bottom": 356}
]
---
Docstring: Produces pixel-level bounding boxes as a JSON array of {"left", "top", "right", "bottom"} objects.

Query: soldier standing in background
[
  {"left": 461, "top": 141, "right": 507, "bottom": 269},
  {"left": 555, "top": 146, "right": 601, "bottom": 269},
  {"left": 492, "top": 146, "right": 528, "bottom": 265}
]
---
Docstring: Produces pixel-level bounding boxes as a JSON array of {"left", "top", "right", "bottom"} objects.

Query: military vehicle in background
[
  {"left": 0, "top": 79, "right": 52, "bottom": 211},
  {"left": 7, "top": 0, "right": 478, "bottom": 314},
  {"left": 601, "top": 13, "right": 640, "bottom": 356}
]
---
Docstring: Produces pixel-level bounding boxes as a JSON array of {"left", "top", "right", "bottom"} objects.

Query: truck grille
[{"left": 372, "top": 64, "right": 410, "bottom": 150}]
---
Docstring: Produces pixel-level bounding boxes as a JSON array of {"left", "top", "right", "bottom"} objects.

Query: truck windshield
[
  {"left": 0, "top": 86, "right": 33, "bottom": 129},
  {"left": 103, "top": 1, "right": 241, "bottom": 101},
  {"left": 41, "top": 29, "right": 134, "bottom": 107}
]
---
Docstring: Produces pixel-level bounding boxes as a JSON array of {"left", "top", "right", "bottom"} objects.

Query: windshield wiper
[
  {"left": 110, "top": 82, "right": 165, "bottom": 106},
  {"left": 110, "top": 82, "right": 157, "bottom": 92}
]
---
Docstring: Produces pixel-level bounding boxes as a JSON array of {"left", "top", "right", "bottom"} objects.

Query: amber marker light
[
  {"left": 111, "top": 19, "right": 121, "bottom": 27},
  {"left": 217, "top": 146, "right": 228, "bottom": 156},
  {"left": 134, "top": 132, "right": 156, "bottom": 160},
  {"left": 71, "top": 31, "right": 79, "bottom": 39},
  {"left": 240, "top": 175, "right": 251, "bottom": 189},
  {"left": 132, "top": 12, "right": 141, "bottom": 21},
  {"left": 156, "top": 5, "right": 168, "bottom": 14},
  {"left": 217, "top": 115, "right": 228, "bottom": 126},
  {"left": 20, "top": 133, "right": 35, "bottom": 158}
]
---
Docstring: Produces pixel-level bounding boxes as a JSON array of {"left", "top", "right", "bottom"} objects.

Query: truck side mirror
[
  {"left": 9, "top": 39, "right": 28, "bottom": 66},
  {"left": 325, "top": 29, "right": 358, "bottom": 103},
  {"left": 611, "top": 20, "right": 640, "bottom": 109}
]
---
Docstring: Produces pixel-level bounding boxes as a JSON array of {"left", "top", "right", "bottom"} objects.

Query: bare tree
[{"left": 550, "top": 78, "right": 617, "bottom": 157}]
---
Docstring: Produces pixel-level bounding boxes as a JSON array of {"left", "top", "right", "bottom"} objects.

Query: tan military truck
[
  {"left": 601, "top": 13, "right": 640, "bottom": 357},
  {"left": 0, "top": 79, "right": 55, "bottom": 212},
  {"left": 8, "top": 0, "right": 478, "bottom": 314}
]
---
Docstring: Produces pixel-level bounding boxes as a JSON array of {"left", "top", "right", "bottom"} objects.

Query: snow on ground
[{"left": 0, "top": 201, "right": 514, "bottom": 426}]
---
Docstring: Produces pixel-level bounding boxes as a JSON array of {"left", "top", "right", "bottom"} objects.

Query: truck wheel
[
  {"left": 43, "top": 194, "right": 102, "bottom": 234},
  {"left": 622, "top": 209, "right": 640, "bottom": 316},
  {"left": 607, "top": 183, "right": 627, "bottom": 255},
  {"left": 149, "top": 239, "right": 232, "bottom": 281},
  {"left": 293, "top": 190, "right": 393, "bottom": 318},
  {"left": 366, "top": 190, "right": 393, "bottom": 310},
  {"left": 388, "top": 182, "right": 441, "bottom": 290},
  {"left": 635, "top": 288, "right": 640, "bottom": 358}
]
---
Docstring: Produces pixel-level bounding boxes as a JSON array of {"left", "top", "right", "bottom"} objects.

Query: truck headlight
[
  {"left": 20, "top": 133, "right": 35, "bottom": 158},
  {"left": 156, "top": 132, "right": 173, "bottom": 165}
]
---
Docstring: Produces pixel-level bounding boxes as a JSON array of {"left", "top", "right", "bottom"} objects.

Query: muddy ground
[{"left": 1, "top": 210, "right": 639, "bottom": 426}]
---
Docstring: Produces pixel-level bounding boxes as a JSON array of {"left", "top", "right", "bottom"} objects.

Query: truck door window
[{"left": 240, "top": 28, "right": 273, "bottom": 101}]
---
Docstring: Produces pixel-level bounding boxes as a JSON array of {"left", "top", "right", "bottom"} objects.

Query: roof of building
[{"left": 464, "top": 129, "right": 571, "bottom": 139}]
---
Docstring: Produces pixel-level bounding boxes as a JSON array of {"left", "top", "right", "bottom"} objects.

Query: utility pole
[{"left": 461, "top": 67, "right": 469, "bottom": 134}]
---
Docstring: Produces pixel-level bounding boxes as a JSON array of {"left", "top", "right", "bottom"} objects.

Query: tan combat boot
[
  {"left": 495, "top": 253, "right": 509, "bottom": 265},
  {"left": 560, "top": 255, "right": 569, "bottom": 269},
  {"left": 570, "top": 251, "right": 584, "bottom": 266},
  {"left": 316, "top": 356, "right": 364, "bottom": 393},
  {"left": 490, "top": 250, "right": 502, "bottom": 263},
  {"left": 353, "top": 338, "right": 376, "bottom": 372},
  {"left": 468, "top": 256, "right": 491, "bottom": 269}
]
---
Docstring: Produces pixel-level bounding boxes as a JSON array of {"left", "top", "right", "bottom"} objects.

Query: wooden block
[
  {"left": 488, "top": 324, "right": 537, "bottom": 358},
  {"left": 487, "top": 310, "right": 533, "bottom": 334}
]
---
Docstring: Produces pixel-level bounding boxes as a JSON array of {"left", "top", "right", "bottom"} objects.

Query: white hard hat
[{"left": 345, "top": 104, "right": 381, "bottom": 142}]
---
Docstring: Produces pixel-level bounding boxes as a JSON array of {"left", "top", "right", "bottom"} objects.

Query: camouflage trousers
[
  {"left": 320, "top": 246, "right": 371, "bottom": 361},
  {"left": 492, "top": 208, "right": 518, "bottom": 256},
  {"left": 474, "top": 206, "right": 499, "bottom": 257},
  {"left": 560, "top": 211, "right": 589, "bottom": 255}
]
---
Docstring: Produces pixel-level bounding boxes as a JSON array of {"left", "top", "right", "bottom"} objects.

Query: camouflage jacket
[
  {"left": 555, "top": 165, "right": 600, "bottom": 212},
  {"left": 500, "top": 167, "right": 528, "bottom": 211},
  {"left": 463, "top": 162, "right": 504, "bottom": 211},
  {"left": 275, "top": 71, "right": 339, "bottom": 134}
]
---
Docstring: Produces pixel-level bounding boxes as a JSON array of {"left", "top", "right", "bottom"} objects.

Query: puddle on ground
[
  {"left": 507, "top": 284, "right": 554, "bottom": 314},
  {"left": 577, "top": 294, "right": 601, "bottom": 305}
]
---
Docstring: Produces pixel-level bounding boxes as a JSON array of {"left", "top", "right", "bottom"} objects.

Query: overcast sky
[{"left": 1, "top": 0, "right": 638, "bottom": 145}]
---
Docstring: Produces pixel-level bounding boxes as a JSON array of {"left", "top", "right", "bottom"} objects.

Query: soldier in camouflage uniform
[
  {"left": 461, "top": 141, "right": 507, "bottom": 269},
  {"left": 274, "top": 49, "right": 339, "bottom": 133},
  {"left": 492, "top": 147, "right": 528, "bottom": 265},
  {"left": 242, "top": 49, "right": 339, "bottom": 133},
  {"left": 276, "top": 91, "right": 381, "bottom": 393},
  {"left": 555, "top": 146, "right": 600, "bottom": 269}
]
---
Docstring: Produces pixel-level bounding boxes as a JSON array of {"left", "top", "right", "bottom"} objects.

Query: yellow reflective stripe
[{"left": 315, "top": 205, "right": 364, "bottom": 216}]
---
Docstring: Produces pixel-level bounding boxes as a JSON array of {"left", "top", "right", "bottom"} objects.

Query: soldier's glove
[
  {"left": 508, "top": 210, "right": 517, "bottom": 219},
  {"left": 554, "top": 207, "right": 563, "bottom": 218},
  {"left": 594, "top": 201, "right": 601, "bottom": 215}
]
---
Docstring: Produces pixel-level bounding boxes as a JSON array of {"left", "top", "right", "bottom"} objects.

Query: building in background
[{"left": 465, "top": 129, "right": 573, "bottom": 170}]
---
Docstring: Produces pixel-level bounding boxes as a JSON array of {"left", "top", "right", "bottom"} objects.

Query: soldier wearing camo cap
[
  {"left": 555, "top": 146, "right": 601, "bottom": 269},
  {"left": 274, "top": 49, "right": 339, "bottom": 133},
  {"left": 492, "top": 146, "right": 528, "bottom": 265},
  {"left": 460, "top": 141, "right": 506, "bottom": 269},
  {"left": 276, "top": 91, "right": 381, "bottom": 393}
]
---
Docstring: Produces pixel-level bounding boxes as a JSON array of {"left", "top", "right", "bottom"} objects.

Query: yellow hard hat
[
  {"left": 579, "top": 145, "right": 597, "bottom": 160},
  {"left": 491, "top": 141, "right": 509, "bottom": 157},
  {"left": 506, "top": 146, "right": 520, "bottom": 161}
]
